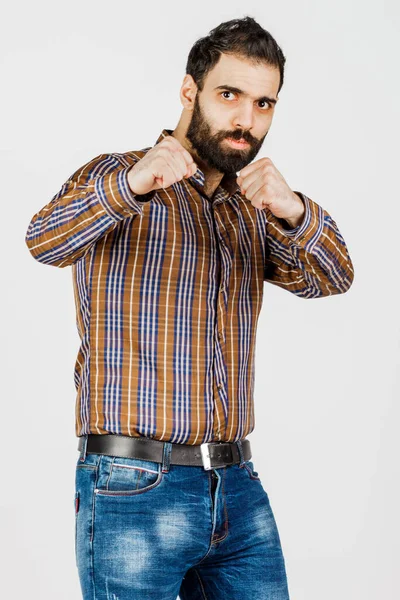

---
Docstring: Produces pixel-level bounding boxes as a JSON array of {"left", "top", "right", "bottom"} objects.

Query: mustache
[{"left": 223, "top": 132, "right": 254, "bottom": 144}]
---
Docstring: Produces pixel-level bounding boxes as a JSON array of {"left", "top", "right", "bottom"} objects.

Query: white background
[{"left": 2, "top": 1, "right": 399, "bottom": 598}]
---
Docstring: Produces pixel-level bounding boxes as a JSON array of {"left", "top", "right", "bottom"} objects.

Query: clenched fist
[
  {"left": 236, "top": 157, "right": 305, "bottom": 228},
  {"left": 127, "top": 135, "right": 198, "bottom": 196}
]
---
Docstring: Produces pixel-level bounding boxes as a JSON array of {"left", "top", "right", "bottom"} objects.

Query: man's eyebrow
[{"left": 214, "top": 84, "right": 278, "bottom": 105}]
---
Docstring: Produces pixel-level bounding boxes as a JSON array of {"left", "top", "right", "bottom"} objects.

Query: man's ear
[{"left": 179, "top": 75, "right": 197, "bottom": 110}]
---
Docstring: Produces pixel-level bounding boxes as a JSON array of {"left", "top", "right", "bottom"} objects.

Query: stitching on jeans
[
  {"left": 91, "top": 459, "right": 100, "bottom": 543},
  {"left": 74, "top": 491, "right": 79, "bottom": 567},
  {"left": 194, "top": 568, "right": 208, "bottom": 600},
  {"left": 112, "top": 462, "right": 159, "bottom": 474},
  {"left": 94, "top": 464, "right": 163, "bottom": 496},
  {"left": 244, "top": 462, "right": 260, "bottom": 480},
  {"left": 191, "top": 473, "right": 215, "bottom": 566},
  {"left": 105, "top": 457, "right": 115, "bottom": 490},
  {"left": 212, "top": 467, "right": 229, "bottom": 543},
  {"left": 90, "top": 457, "right": 101, "bottom": 597}
]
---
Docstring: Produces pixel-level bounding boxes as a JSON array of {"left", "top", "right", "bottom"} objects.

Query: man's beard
[{"left": 185, "top": 94, "right": 267, "bottom": 177}]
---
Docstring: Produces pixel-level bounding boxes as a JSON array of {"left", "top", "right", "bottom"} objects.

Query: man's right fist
[{"left": 127, "top": 135, "right": 198, "bottom": 196}]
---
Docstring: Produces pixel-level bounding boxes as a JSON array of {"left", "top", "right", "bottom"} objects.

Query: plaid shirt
[{"left": 25, "top": 128, "right": 354, "bottom": 444}]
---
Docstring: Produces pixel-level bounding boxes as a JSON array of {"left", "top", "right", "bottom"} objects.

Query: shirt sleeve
[
  {"left": 263, "top": 191, "right": 355, "bottom": 298},
  {"left": 25, "top": 152, "right": 156, "bottom": 268}
]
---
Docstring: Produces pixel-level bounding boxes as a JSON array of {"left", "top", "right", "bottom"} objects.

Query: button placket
[{"left": 211, "top": 202, "right": 229, "bottom": 439}]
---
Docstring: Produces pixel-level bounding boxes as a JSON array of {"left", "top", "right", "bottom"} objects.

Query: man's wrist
[
  {"left": 283, "top": 192, "right": 305, "bottom": 228},
  {"left": 126, "top": 165, "right": 156, "bottom": 202},
  {"left": 127, "top": 165, "right": 139, "bottom": 195}
]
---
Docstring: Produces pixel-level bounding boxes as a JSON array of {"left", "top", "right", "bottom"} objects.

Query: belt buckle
[{"left": 200, "top": 442, "right": 213, "bottom": 470}]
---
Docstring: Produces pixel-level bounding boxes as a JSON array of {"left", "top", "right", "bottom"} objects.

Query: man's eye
[{"left": 221, "top": 92, "right": 271, "bottom": 110}]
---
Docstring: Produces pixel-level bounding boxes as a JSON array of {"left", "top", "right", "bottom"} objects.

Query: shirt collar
[{"left": 153, "top": 128, "right": 242, "bottom": 199}]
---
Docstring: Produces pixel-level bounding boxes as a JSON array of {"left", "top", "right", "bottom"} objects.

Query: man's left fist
[{"left": 236, "top": 157, "right": 305, "bottom": 228}]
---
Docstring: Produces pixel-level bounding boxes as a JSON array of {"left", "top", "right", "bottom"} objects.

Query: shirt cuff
[
  {"left": 94, "top": 165, "right": 156, "bottom": 221},
  {"left": 274, "top": 191, "right": 323, "bottom": 252}
]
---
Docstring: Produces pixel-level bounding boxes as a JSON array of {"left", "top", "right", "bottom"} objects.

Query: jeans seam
[
  {"left": 90, "top": 457, "right": 101, "bottom": 599},
  {"left": 105, "top": 457, "right": 115, "bottom": 490},
  {"left": 191, "top": 472, "right": 215, "bottom": 566},
  {"left": 244, "top": 462, "right": 260, "bottom": 480},
  {"left": 74, "top": 491, "right": 79, "bottom": 566},
  {"left": 211, "top": 468, "right": 229, "bottom": 543},
  {"left": 194, "top": 568, "right": 208, "bottom": 600}
]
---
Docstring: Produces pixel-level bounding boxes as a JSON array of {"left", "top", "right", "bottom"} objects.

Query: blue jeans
[{"left": 74, "top": 437, "right": 290, "bottom": 599}]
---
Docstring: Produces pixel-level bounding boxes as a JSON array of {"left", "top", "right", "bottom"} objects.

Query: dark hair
[{"left": 186, "top": 16, "right": 286, "bottom": 96}]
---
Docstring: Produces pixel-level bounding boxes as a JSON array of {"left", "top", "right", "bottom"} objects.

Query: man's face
[{"left": 185, "top": 53, "right": 281, "bottom": 177}]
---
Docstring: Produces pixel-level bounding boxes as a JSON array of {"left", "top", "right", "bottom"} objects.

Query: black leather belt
[{"left": 77, "top": 434, "right": 251, "bottom": 470}]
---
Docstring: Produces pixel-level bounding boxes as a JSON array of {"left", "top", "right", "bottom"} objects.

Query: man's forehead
[{"left": 205, "top": 56, "right": 280, "bottom": 95}]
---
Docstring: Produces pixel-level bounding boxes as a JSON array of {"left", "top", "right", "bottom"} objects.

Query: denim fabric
[{"left": 74, "top": 440, "right": 290, "bottom": 599}]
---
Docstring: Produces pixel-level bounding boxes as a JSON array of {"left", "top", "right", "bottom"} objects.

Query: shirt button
[
  {"left": 217, "top": 383, "right": 223, "bottom": 389},
  {"left": 218, "top": 331, "right": 224, "bottom": 340}
]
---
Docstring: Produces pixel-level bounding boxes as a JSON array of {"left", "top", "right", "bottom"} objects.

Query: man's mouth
[{"left": 225, "top": 137, "right": 250, "bottom": 149}]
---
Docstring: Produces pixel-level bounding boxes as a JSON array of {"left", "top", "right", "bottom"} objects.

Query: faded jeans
[{"left": 74, "top": 437, "right": 290, "bottom": 599}]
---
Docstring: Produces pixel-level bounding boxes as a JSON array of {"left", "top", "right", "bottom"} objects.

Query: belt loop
[
  {"left": 161, "top": 442, "right": 172, "bottom": 473},
  {"left": 79, "top": 435, "right": 88, "bottom": 462},
  {"left": 235, "top": 439, "right": 245, "bottom": 466}
]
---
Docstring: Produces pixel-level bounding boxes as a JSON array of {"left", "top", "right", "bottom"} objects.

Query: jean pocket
[
  {"left": 95, "top": 455, "right": 164, "bottom": 496},
  {"left": 243, "top": 460, "right": 261, "bottom": 480}
]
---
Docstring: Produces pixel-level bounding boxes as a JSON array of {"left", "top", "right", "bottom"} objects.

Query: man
[{"left": 25, "top": 16, "right": 354, "bottom": 600}]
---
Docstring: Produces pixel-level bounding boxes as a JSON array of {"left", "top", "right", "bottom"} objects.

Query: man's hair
[{"left": 186, "top": 16, "right": 286, "bottom": 95}]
